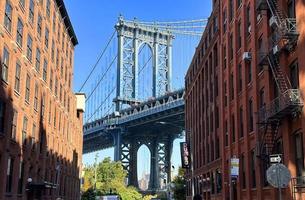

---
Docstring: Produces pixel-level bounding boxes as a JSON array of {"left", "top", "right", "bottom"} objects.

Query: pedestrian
[{"left": 193, "top": 194, "right": 202, "bottom": 200}]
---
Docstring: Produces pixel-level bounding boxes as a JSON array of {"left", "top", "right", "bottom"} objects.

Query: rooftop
[{"left": 55, "top": 0, "right": 78, "bottom": 46}]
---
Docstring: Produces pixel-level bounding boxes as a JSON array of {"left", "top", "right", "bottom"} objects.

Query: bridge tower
[
  {"left": 114, "top": 16, "right": 174, "bottom": 111},
  {"left": 112, "top": 16, "right": 175, "bottom": 191}
]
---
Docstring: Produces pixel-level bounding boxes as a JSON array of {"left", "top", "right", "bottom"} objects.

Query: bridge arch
[
  {"left": 137, "top": 144, "right": 151, "bottom": 191},
  {"left": 137, "top": 42, "right": 154, "bottom": 101}
]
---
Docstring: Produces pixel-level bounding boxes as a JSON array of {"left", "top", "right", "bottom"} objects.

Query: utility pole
[{"left": 94, "top": 153, "right": 99, "bottom": 192}]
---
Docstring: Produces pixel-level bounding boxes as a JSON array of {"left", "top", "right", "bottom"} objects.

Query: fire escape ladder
[
  {"left": 266, "top": 0, "right": 285, "bottom": 26},
  {"left": 258, "top": 0, "right": 299, "bottom": 51},
  {"left": 260, "top": 120, "right": 280, "bottom": 160},
  {"left": 266, "top": 53, "right": 291, "bottom": 93}
]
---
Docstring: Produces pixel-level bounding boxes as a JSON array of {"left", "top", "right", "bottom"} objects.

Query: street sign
[
  {"left": 230, "top": 158, "right": 239, "bottom": 178},
  {"left": 266, "top": 164, "right": 291, "bottom": 188},
  {"left": 180, "top": 142, "right": 190, "bottom": 168},
  {"left": 269, "top": 154, "right": 282, "bottom": 164}
]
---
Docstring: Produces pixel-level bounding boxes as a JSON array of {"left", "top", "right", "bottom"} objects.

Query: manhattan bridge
[{"left": 81, "top": 16, "right": 207, "bottom": 192}]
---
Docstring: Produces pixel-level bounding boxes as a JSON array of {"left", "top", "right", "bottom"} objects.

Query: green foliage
[
  {"left": 172, "top": 167, "right": 186, "bottom": 200},
  {"left": 82, "top": 157, "right": 143, "bottom": 200},
  {"left": 81, "top": 187, "right": 96, "bottom": 200},
  {"left": 143, "top": 194, "right": 158, "bottom": 200}
]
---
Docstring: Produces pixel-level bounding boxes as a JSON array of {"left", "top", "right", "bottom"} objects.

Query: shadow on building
[{"left": 0, "top": 82, "right": 81, "bottom": 199}]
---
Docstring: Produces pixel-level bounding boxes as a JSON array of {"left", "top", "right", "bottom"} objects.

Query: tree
[
  {"left": 172, "top": 167, "right": 186, "bottom": 200},
  {"left": 82, "top": 157, "right": 144, "bottom": 200}
]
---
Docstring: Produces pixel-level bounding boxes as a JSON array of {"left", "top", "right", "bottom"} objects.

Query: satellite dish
[{"left": 266, "top": 164, "right": 291, "bottom": 189}]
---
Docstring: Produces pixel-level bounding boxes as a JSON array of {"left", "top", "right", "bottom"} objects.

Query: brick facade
[
  {"left": 0, "top": 0, "right": 83, "bottom": 199},
  {"left": 185, "top": 0, "right": 305, "bottom": 199}
]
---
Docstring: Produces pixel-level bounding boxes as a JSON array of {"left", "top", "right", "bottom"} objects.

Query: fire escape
[{"left": 256, "top": 0, "right": 303, "bottom": 162}]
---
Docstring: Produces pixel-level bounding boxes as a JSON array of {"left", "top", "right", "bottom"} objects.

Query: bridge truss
[{"left": 81, "top": 16, "right": 206, "bottom": 191}]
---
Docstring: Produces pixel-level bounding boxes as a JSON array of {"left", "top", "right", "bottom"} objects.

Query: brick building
[
  {"left": 0, "top": 0, "right": 84, "bottom": 199},
  {"left": 185, "top": 0, "right": 305, "bottom": 199}
]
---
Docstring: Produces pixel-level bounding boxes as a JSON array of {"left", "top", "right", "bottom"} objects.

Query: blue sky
[{"left": 65, "top": 0, "right": 212, "bottom": 177}]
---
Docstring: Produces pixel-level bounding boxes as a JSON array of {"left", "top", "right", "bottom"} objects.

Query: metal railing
[
  {"left": 291, "top": 176, "right": 305, "bottom": 200},
  {"left": 258, "top": 89, "right": 303, "bottom": 123},
  {"left": 281, "top": 18, "right": 298, "bottom": 35}
]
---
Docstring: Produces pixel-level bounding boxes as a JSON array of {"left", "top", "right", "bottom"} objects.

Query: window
[
  {"left": 230, "top": 73, "right": 234, "bottom": 100},
  {"left": 215, "top": 75, "right": 218, "bottom": 97},
  {"left": 238, "top": 64, "right": 242, "bottom": 92},
  {"left": 4, "top": 1, "right": 12, "bottom": 32},
  {"left": 223, "top": 45, "right": 227, "bottom": 69},
  {"left": 6, "top": 157, "right": 14, "bottom": 193},
  {"left": 46, "top": 0, "right": 50, "bottom": 17},
  {"left": 61, "top": 64, "right": 64, "bottom": 78},
  {"left": 26, "top": 35, "right": 33, "bottom": 61},
  {"left": 295, "top": 132, "right": 304, "bottom": 178},
  {"left": 45, "top": 28, "right": 49, "bottom": 49},
  {"left": 237, "top": 0, "right": 242, "bottom": 8},
  {"left": 215, "top": 106, "right": 219, "bottom": 128},
  {"left": 41, "top": 93, "right": 45, "bottom": 117},
  {"left": 25, "top": 74, "right": 30, "bottom": 103},
  {"left": 31, "top": 124, "right": 36, "bottom": 146},
  {"left": 17, "top": 161, "right": 24, "bottom": 194},
  {"left": 37, "top": 14, "right": 42, "bottom": 37},
  {"left": 43, "top": 59, "right": 48, "bottom": 81},
  {"left": 22, "top": 116, "right": 28, "bottom": 144},
  {"left": 223, "top": 9, "right": 227, "bottom": 33},
  {"left": 48, "top": 100, "right": 52, "bottom": 124},
  {"left": 60, "top": 84, "right": 62, "bottom": 101},
  {"left": 225, "top": 120, "right": 228, "bottom": 146},
  {"left": 50, "top": 70, "right": 53, "bottom": 91},
  {"left": 258, "top": 37, "right": 264, "bottom": 72},
  {"left": 246, "top": 5, "right": 251, "bottom": 36},
  {"left": 231, "top": 114, "right": 235, "bottom": 143},
  {"left": 247, "top": 61, "right": 252, "bottom": 83},
  {"left": 11, "top": 109, "right": 17, "bottom": 140},
  {"left": 0, "top": 101, "right": 5, "bottom": 133},
  {"left": 237, "top": 21, "right": 242, "bottom": 49},
  {"left": 290, "top": 60, "right": 299, "bottom": 89},
  {"left": 224, "top": 81, "right": 227, "bottom": 106},
  {"left": 213, "top": 16, "right": 218, "bottom": 33},
  {"left": 248, "top": 98, "right": 254, "bottom": 132},
  {"left": 251, "top": 150, "right": 256, "bottom": 188},
  {"left": 288, "top": 0, "right": 296, "bottom": 18},
  {"left": 53, "top": 108, "right": 56, "bottom": 128},
  {"left": 55, "top": 78, "right": 58, "bottom": 96},
  {"left": 229, "top": 34, "right": 233, "bottom": 60},
  {"left": 2, "top": 47, "right": 9, "bottom": 82},
  {"left": 241, "top": 154, "right": 246, "bottom": 189},
  {"left": 14, "top": 61, "right": 21, "bottom": 93},
  {"left": 34, "top": 83, "right": 39, "bottom": 111},
  {"left": 16, "top": 18, "right": 23, "bottom": 47},
  {"left": 259, "top": 88, "right": 265, "bottom": 108},
  {"left": 239, "top": 106, "right": 244, "bottom": 138},
  {"left": 229, "top": 0, "right": 234, "bottom": 22},
  {"left": 52, "top": 12, "right": 56, "bottom": 32},
  {"left": 51, "top": 40, "right": 55, "bottom": 61},
  {"left": 35, "top": 48, "right": 41, "bottom": 72},
  {"left": 29, "top": 0, "right": 34, "bottom": 24}
]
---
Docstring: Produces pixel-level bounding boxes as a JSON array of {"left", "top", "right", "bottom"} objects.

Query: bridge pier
[
  {"left": 149, "top": 138, "right": 159, "bottom": 191},
  {"left": 128, "top": 141, "right": 139, "bottom": 188},
  {"left": 112, "top": 130, "right": 122, "bottom": 162},
  {"left": 166, "top": 137, "right": 174, "bottom": 184}
]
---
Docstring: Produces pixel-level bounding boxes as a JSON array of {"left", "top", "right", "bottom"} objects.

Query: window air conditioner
[
  {"left": 273, "top": 45, "right": 280, "bottom": 54},
  {"left": 269, "top": 16, "right": 278, "bottom": 29},
  {"left": 242, "top": 52, "right": 252, "bottom": 61}
]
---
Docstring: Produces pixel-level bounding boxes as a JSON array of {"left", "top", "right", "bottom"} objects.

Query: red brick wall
[
  {"left": 185, "top": 0, "right": 305, "bottom": 199},
  {"left": 0, "top": 0, "right": 83, "bottom": 199}
]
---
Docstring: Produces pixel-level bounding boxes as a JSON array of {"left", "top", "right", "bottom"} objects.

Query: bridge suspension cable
[
  {"left": 86, "top": 87, "right": 116, "bottom": 123},
  {"left": 78, "top": 30, "right": 116, "bottom": 92},
  {"left": 85, "top": 54, "right": 118, "bottom": 103}
]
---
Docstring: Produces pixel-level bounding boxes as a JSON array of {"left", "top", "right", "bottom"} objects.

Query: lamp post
[{"left": 94, "top": 153, "right": 99, "bottom": 193}]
